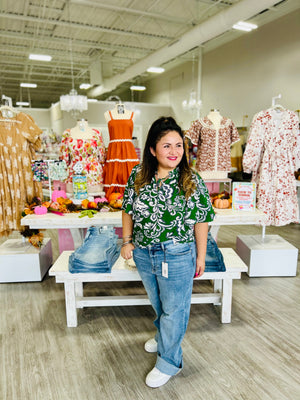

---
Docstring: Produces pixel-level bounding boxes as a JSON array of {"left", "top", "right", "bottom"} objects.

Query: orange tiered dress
[{"left": 103, "top": 111, "right": 139, "bottom": 198}]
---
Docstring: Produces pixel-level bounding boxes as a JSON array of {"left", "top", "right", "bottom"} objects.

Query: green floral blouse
[{"left": 122, "top": 165, "right": 215, "bottom": 248}]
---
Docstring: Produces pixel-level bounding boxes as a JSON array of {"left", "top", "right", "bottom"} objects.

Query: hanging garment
[
  {"left": 31, "top": 160, "right": 48, "bottom": 181},
  {"left": 59, "top": 128, "right": 105, "bottom": 186},
  {"left": 185, "top": 116, "right": 240, "bottom": 172},
  {"left": 243, "top": 108, "right": 300, "bottom": 226},
  {"left": 103, "top": 111, "right": 139, "bottom": 198},
  {"left": 0, "top": 112, "right": 43, "bottom": 236},
  {"left": 68, "top": 226, "right": 120, "bottom": 273}
]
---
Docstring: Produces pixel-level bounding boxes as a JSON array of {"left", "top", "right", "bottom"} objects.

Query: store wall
[
  {"left": 142, "top": 10, "right": 300, "bottom": 129},
  {"left": 18, "top": 108, "right": 51, "bottom": 130}
]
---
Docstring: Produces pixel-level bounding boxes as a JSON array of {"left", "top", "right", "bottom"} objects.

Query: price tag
[{"left": 162, "top": 262, "right": 168, "bottom": 278}]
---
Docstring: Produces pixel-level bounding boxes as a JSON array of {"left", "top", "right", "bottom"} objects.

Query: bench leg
[
  {"left": 75, "top": 282, "right": 83, "bottom": 297},
  {"left": 64, "top": 281, "right": 78, "bottom": 327},
  {"left": 221, "top": 278, "right": 232, "bottom": 323},
  {"left": 213, "top": 279, "right": 222, "bottom": 305}
]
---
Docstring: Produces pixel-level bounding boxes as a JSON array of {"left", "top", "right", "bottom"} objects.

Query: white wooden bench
[{"left": 49, "top": 248, "right": 248, "bottom": 327}]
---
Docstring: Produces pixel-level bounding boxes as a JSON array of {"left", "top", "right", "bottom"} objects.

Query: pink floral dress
[
  {"left": 243, "top": 108, "right": 300, "bottom": 226},
  {"left": 60, "top": 129, "right": 106, "bottom": 186}
]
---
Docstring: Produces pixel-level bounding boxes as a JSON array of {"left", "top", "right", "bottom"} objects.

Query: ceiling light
[
  {"left": 182, "top": 91, "right": 202, "bottom": 113},
  {"left": 60, "top": 39, "right": 87, "bottom": 118},
  {"left": 29, "top": 54, "right": 52, "bottom": 62},
  {"left": 130, "top": 85, "right": 146, "bottom": 91},
  {"left": 147, "top": 67, "right": 165, "bottom": 74},
  {"left": 16, "top": 101, "right": 30, "bottom": 106},
  {"left": 80, "top": 83, "right": 92, "bottom": 90},
  {"left": 60, "top": 89, "right": 88, "bottom": 115},
  {"left": 20, "top": 83, "right": 37, "bottom": 88},
  {"left": 232, "top": 21, "right": 258, "bottom": 32},
  {"left": 87, "top": 98, "right": 97, "bottom": 102}
]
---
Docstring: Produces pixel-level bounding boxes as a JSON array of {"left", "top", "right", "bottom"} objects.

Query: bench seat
[{"left": 49, "top": 248, "right": 247, "bottom": 327}]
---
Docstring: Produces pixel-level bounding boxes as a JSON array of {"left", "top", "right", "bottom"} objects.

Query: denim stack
[
  {"left": 68, "top": 226, "right": 120, "bottom": 273},
  {"left": 204, "top": 232, "right": 226, "bottom": 272}
]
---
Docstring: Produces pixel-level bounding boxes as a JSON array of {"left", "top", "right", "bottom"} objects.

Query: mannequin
[
  {"left": 185, "top": 109, "right": 240, "bottom": 181},
  {"left": 60, "top": 119, "right": 106, "bottom": 197},
  {"left": 207, "top": 109, "right": 223, "bottom": 131},
  {"left": 69, "top": 119, "right": 95, "bottom": 139},
  {"left": 104, "top": 103, "right": 135, "bottom": 121},
  {"left": 103, "top": 103, "right": 139, "bottom": 197}
]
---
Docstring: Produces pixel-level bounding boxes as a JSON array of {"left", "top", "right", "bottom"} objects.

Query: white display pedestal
[
  {"left": 236, "top": 235, "right": 298, "bottom": 277},
  {"left": 0, "top": 238, "right": 53, "bottom": 282}
]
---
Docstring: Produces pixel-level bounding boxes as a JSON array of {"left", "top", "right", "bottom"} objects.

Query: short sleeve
[
  {"left": 20, "top": 112, "right": 43, "bottom": 150},
  {"left": 185, "top": 172, "right": 215, "bottom": 224},
  {"left": 122, "top": 164, "right": 139, "bottom": 214},
  {"left": 59, "top": 130, "right": 71, "bottom": 165},
  {"left": 185, "top": 120, "right": 202, "bottom": 145}
]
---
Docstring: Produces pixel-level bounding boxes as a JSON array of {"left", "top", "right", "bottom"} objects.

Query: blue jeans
[
  {"left": 69, "top": 226, "right": 120, "bottom": 273},
  {"left": 133, "top": 240, "right": 196, "bottom": 376},
  {"left": 205, "top": 232, "right": 226, "bottom": 272}
]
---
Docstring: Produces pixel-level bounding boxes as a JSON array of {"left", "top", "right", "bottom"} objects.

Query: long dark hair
[{"left": 134, "top": 116, "right": 196, "bottom": 198}]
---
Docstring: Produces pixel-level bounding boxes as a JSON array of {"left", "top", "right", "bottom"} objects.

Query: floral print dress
[
  {"left": 243, "top": 108, "right": 300, "bottom": 226},
  {"left": 60, "top": 128, "right": 106, "bottom": 186},
  {"left": 0, "top": 112, "right": 42, "bottom": 236}
]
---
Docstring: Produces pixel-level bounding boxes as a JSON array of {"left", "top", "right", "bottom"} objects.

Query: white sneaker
[
  {"left": 146, "top": 367, "right": 173, "bottom": 388},
  {"left": 144, "top": 338, "right": 157, "bottom": 353}
]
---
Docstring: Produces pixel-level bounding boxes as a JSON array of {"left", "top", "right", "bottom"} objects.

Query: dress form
[
  {"left": 207, "top": 110, "right": 223, "bottom": 130},
  {"left": 70, "top": 119, "right": 94, "bottom": 139},
  {"left": 66, "top": 119, "right": 104, "bottom": 196},
  {"left": 104, "top": 104, "right": 134, "bottom": 121},
  {"left": 103, "top": 105, "right": 138, "bottom": 198}
]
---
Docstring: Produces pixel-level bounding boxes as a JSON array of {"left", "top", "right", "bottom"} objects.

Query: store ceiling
[{"left": 0, "top": 0, "right": 299, "bottom": 108}]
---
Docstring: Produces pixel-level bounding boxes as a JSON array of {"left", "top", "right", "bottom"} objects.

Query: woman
[{"left": 121, "top": 117, "right": 214, "bottom": 388}]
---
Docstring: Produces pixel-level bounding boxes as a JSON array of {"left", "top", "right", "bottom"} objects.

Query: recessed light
[
  {"left": 232, "top": 21, "right": 258, "bottom": 32},
  {"left": 147, "top": 67, "right": 165, "bottom": 73},
  {"left": 130, "top": 85, "right": 146, "bottom": 91},
  {"left": 20, "top": 83, "right": 37, "bottom": 88},
  {"left": 29, "top": 54, "right": 52, "bottom": 62},
  {"left": 16, "top": 102, "right": 30, "bottom": 106},
  {"left": 80, "top": 83, "right": 92, "bottom": 90}
]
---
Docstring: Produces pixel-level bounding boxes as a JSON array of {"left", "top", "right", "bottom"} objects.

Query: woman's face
[{"left": 150, "top": 130, "right": 184, "bottom": 173}]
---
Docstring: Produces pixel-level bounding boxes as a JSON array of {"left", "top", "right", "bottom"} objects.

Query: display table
[
  {"left": 21, "top": 208, "right": 266, "bottom": 244},
  {"left": 236, "top": 234, "right": 298, "bottom": 277},
  {"left": 0, "top": 238, "right": 53, "bottom": 282}
]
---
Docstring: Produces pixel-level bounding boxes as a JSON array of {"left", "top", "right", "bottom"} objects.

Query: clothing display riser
[
  {"left": 236, "top": 234, "right": 298, "bottom": 277},
  {"left": 0, "top": 238, "right": 53, "bottom": 282}
]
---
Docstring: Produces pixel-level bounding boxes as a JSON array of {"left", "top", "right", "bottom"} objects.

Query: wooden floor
[{"left": 0, "top": 223, "right": 299, "bottom": 400}]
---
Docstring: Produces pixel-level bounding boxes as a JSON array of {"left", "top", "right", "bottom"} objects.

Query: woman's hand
[
  {"left": 195, "top": 256, "right": 205, "bottom": 278},
  {"left": 121, "top": 242, "right": 135, "bottom": 260}
]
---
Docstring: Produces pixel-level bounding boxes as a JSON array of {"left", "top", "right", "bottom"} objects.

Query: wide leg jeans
[{"left": 133, "top": 240, "right": 196, "bottom": 376}]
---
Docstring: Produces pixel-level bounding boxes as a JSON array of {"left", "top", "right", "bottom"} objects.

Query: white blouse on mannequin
[
  {"left": 69, "top": 119, "right": 95, "bottom": 139},
  {"left": 207, "top": 110, "right": 223, "bottom": 130},
  {"left": 104, "top": 104, "right": 134, "bottom": 121}
]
